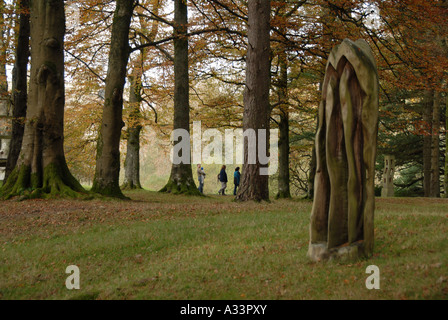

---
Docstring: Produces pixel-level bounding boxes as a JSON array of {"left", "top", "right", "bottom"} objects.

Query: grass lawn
[{"left": 0, "top": 190, "right": 447, "bottom": 300}]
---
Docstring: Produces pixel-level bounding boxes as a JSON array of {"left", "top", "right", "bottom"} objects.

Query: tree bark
[
  {"left": 1, "top": 0, "right": 84, "bottom": 199},
  {"left": 92, "top": 0, "right": 134, "bottom": 198},
  {"left": 306, "top": 144, "right": 317, "bottom": 199},
  {"left": 160, "top": 0, "right": 199, "bottom": 195},
  {"left": 235, "top": 0, "right": 271, "bottom": 202},
  {"left": 122, "top": 70, "right": 142, "bottom": 190},
  {"left": 430, "top": 90, "right": 441, "bottom": 197},
  {"left": 276, "top": 49, "right": 291, "bottom": 199},
  {"left": 422, "top": 90, "right": 433, "bottom": 197},
  {"left": 4, "top": 0, "right": 30, "bottom": 182},
  {"left": 122, "top": 2, "right": 160, "bottom": 191},
  {"left": 445, "top": 92, "right": 448, "bottom": 198},
  {"left": 0, "top": 0, "right": 8, "bottom": 94}
]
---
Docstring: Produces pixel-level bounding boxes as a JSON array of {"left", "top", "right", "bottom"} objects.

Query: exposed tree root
[
  {"left": 90, "top": 183, "right": 129, "bottom": 200},
  {"left": 0, "top": 163, "right": 89, "bottom": 200},
  {"left": 275, "top": 191, "right": 292, "bottom": 200},
  {"left": 160, "top": 178, "right": 202, "bottom": 196},
  {"left": 121, "top": 182, "right": 143, "bottom": 191}
]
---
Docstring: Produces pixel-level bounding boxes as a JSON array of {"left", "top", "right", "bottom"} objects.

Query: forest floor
[{"left": 0, "top": 190, "right": 447, "bottom": 300}]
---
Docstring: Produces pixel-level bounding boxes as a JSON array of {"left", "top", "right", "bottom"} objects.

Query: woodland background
[{"left": 0, "top": 0, "right": 447, "bottom": 198}]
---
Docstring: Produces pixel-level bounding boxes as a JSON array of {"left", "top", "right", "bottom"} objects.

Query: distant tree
[
  {"left": 4, "top": 0, "right": 30, "bottom": 182},
  {"left": 122, "top": 0, "right": 163, "bottom": 190},
  {"left": 122, "top": 63, "right": 143, "bottom": 190}
]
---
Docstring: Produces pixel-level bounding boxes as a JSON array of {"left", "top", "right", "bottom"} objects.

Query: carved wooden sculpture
[{"left": 308, "top": 39, "right": 379, "bottom": 261}]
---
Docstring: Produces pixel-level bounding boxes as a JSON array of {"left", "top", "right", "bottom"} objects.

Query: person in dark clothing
[
  {"left": 218, "top": 165, "right": 228, "bottom": 195},
  {"left": 197, "top": 164, "right": 206, "bottom": 194},
  {"left": 233, "top": 167, "right": 241, "bottom": 195}
]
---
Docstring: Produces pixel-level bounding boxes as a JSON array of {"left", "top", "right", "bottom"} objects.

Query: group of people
[{"left": 196, "top": 164, "right": 240, "bottom": 196}]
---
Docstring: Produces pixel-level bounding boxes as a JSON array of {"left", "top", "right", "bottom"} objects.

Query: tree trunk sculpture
[{"left": 308, "top": 39, "right": 379, "bottom": 261}]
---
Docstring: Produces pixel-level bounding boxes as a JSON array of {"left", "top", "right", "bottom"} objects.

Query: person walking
[
  {"left": 197, "top": 164, "right": 206, "bottom": 194},
  {"left": 218, "top": 165, "right": 228, "bottom": 195},
  {"left": 233, "top": 167, "right": 241, "bottom": 195}
]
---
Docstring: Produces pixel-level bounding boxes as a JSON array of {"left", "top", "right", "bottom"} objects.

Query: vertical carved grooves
[
  {"left": 340, "top": 60, "right": 366, "bottom": 245},
  {"left": 311, "top": 56, "right": 366, "bottom": 249},
  {"left": 310, "top": 98, "right": 330, "bottom": 243},
  {"left": 326, "top": 59, "right": 348, "bottom": 249}
]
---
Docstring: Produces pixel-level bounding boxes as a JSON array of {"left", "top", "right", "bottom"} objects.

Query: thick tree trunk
[
  {"left": 430, "top": 90, "right": 441, "bottom": 197},
  {"left": 160, "top": 0, "right": 199, "bottom": 195},
  {"left": 422, "top": 90, "right": 432, "bottom": 197},
  {"left": 4, "top": 0, "right": 30, "bottom": 182},
  {"left": 122, "top": 71, "right": 142, "bottom": 190},
  {"left": 235, "top": 0, "right": 271, "bottom": 202},
  {"left": 1, "top": 0, "right": 84, "bottom": 199},
  {"left": 92, "top": 0, "right": 134, "bottom": 198},
  {"left": 276, "top": 49, "right": 291, "bottom": 199}
]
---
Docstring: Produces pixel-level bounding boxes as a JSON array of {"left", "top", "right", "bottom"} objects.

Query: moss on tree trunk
[
  {"left": 91, "top": 0, "right": 134, "bottom": 199},
  {"left": 1, "top": 161, "right": 86, "bottom": 200},
  {"left": 0, "top": 0, "right": 86, "bottom": 200},
  {"left": 160, "top": 164, "right": 201, "bottom": 196}
]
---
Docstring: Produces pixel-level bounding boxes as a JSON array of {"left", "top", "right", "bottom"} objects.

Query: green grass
[{"left": 0, "top": 190, "right": 447, "bottom": 300}]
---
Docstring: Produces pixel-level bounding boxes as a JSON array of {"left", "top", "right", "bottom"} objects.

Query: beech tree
[
  {"left": 235, "top": 0, "right": 271, "bottom": 202},
  {"left": 122, "top": 0, "right": 163, "bottom": 190},
  {"left": 1, "top": 0, "right": 85, "bottom": 199},
  {"left": 160, "top": 0, "right": 199, "bottom": 195},
  {"left": 4, "top": 0, "right": 30, "bottom": 182},
  {"left": 91, "top": 0, "right": 135, "bottom": 198},
  {"left": 122, "top": 62, "right": 144, "bottom": 190}
]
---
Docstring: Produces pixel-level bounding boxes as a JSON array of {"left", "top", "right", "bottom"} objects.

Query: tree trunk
[
  {"left": 1, "top": 0, "right": 85, "bottom": 199},
  {"left": 122, "top": 71, "right": 142, "bottom": 190},
  {"left": 422, "top": 90, "right": 432, "bottom": 197},
  {"left": 92, "top": 0, "right": 134, "bottom": 198},
  {"left": 445, "top": 92, "right": 448, "bottom": 198},
  {"left": 276, "top": 49, "right": 291, "bottom": 199},
  {"left": 160, "top": 0, "right": 199, "bottom": 195},
  {"left": 0, "top": 0, "right": 7, "bottom": 94},
  {"left": 443, "top": 0, "right": 448, "bottom": 198},
  {"left": 277, "top": 111, "right": 291, "bottom": 198},
  {"left": 122, "top": 2, "right": 160, "bottom": 191},
  {"left": 306, "top": 144, "right": 317, "bottom": 199},
  {"left": 4, "top": 0, "right": 30, "bottom": 182},
  {"left": 235, "top": 0, "right": 271, "bottom": 202},
  {"left": 430, "top": 90, "right": 441, "bottom": 197}
]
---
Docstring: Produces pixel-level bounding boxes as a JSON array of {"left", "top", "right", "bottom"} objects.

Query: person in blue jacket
[
  {"left": 218, "top": 165, "right": 228, "bottom": 195},
  {"left": 233, "top": 167, "right": 241, "bottom": 195}
]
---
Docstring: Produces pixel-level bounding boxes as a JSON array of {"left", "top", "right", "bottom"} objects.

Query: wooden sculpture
[{"left": 308, "top": 39, "right": 379, "bottom": 261}]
